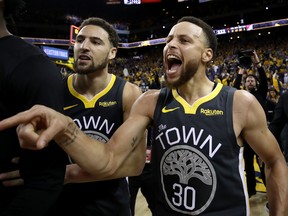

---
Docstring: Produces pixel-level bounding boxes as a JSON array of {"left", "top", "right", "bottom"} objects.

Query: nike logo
[
  {"left": 64, "top": 104, "right": 79, "bottom": 110},
  {"left": 162, "top": 106, "right": 180, "bottom": 113}
]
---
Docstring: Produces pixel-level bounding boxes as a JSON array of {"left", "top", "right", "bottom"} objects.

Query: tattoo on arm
[{"left": 58, "top": 124, "right": 79, "bottom": 147}]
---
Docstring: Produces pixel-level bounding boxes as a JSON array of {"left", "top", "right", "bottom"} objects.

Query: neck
[
  {"left": 73, "top": 73, "right": 112, "bottom": 100},
  {"left": 176, "top": 78, "right": 215, "bottom": 105}
]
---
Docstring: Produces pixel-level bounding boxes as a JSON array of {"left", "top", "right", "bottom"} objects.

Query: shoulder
[
  {"left": 234, "top": 89, "right": 255, "bottom": 106},
  {"left": 9, "top": 37, "right": 52, "bottom": 71},
  {"left": 142, "top": 89, "right": 161, "bottom": 97},
  {"left": 19, "top": 53, "right": 57, "bottom": 75},
  {"left": 123, "top": 81, "right": 143, "bottom": 99},
  {"left": 233, "top": 89, "right": 267, "bottom": 134},
  {"left": 135, "top": 89, "right": 161, "bottom": 109},
  {"left": 124, "top": 80, "right": 141, "bottom": 91},
  {"left": 132, "top": 89, "right": 161, "bottom": 118},
  {"left": 233, "top": 89, "right": 260, "bottom": 121},
  {"left": 124, "top": 84, "right": 161, "bottom": 105},
  {"left": 233, "top": 89, "right": 257, "bottom": 125},
  {"left": 122, "top": 81, "right": 143, "bottom": 117}
]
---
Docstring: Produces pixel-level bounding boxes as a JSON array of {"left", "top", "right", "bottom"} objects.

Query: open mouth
[
  {"left": 167, "top": 54, "right": 182, "bottom": 73},
  {"left": 76, "top": 54, "right": 92, "bottom": 66},
  {"left": 78, "top": 54, "right": 91, "bottom": 60}
]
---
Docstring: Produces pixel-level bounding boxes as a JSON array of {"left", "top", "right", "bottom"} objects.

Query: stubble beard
[
  {"left": 246, "top": 85, "right": 256, "bottom": 91},
  {"left": 164, "top": 60, "right": 199, "bottom": 89},
  {"left": 73, "top": 56, "right": 109, "bottom": 75}
]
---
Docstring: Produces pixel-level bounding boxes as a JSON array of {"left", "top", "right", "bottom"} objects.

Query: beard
[
  {"left": 73, "top": 55, "right": 109, "bottom": 75},
  {"left": 246, "top": 85, "right": 256, "bottom": 92},
  {"left": 164, "top": 59, "right": 199, "bottom": 89}
]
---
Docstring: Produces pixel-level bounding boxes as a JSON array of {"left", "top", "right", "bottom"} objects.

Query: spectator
[{"left": 233, "top": 53, "right": 269, "bottom": 197}]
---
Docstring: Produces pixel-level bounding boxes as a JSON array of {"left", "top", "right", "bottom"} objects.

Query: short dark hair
[
  {"left": 79, "top": 17, "right": 119, "bottom": 48},
  {"left": 245, "top": 74, "right": 259, "bottom": 82},
  {"left": 177, "top": 16, "right": 217, "bottom": 56},
  {"left": 3, "top": 0, "right": 26, "bottom": 17}
]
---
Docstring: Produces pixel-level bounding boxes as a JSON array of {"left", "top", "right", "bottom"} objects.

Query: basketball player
[
  {"left": 0, "top": 0, "right": 66, "bottom": 215},
  {"left": 1, "top": 16, "right": 288, "bottom": 215},
  {"left": 47, "top": 17, "right": 144, "bottom": 216}
]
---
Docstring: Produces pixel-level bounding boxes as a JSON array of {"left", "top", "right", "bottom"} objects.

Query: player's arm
[
  {"left": 0, "top": 91, "right": 158, "bottom": 180},
  {"left": 65, "top": 82, "right": 147, "bottom": 183},
  {"left": 59, "top": 90, "right": 156, "bottom": 180},
  {"left": 120, "top": 82, "right": 147, "bottom": 176},
  {"left": 235, "top": 90, "right": 288, "bottom": 215}
]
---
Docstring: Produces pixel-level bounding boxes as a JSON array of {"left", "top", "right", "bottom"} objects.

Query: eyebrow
[
  {"left": 76, "top": 34, "right": 102, "bottom": 41},
  {"left": 166, "top": 34, "right": 191, "bottom": 41},
  {"left": 167, "top": 34, "right": 189, "bottom": 38}
]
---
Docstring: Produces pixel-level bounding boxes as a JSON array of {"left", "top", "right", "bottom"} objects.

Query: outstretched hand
[{"left": 0, "top": 105, "right": 71, "bottom": 150}]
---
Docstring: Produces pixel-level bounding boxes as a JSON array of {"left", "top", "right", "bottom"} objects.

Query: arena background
[{"left": 7, "top": 0, "right": 288, "bottom": 197}]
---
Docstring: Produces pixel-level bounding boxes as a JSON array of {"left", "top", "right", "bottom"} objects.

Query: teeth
[
  {"left": 167, "top": 55, "right": 180, "bottom": 60},
  {"left": 79, "top": 55, "right": 90, "bottom": 60}
]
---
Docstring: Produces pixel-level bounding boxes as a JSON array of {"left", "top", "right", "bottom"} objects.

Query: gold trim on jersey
[
  {"left": 64, "top": 104, "right": 79, "bottom": 110},
  {"left": 67, "top": 74, "right": 116, "bottom": 109},
  {"left": 172, "top": 83, "right": 223, "bottom": 114}
]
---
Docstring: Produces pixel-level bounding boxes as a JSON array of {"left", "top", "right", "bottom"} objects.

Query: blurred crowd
[
  {"left": 60, "top": 27, "right": 288, "bottom": 110},
  {"left": 105, "top": 32, "right": 288, "bottom": 104}
]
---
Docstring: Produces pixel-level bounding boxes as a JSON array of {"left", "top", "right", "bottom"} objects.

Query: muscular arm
[
  {"left": 54, "top": 90, "right": 158, "bottom": 182},
  {"left": 0, "top": 96, "right": 151, "bottom": 181},
  {"left": 0, "top": 84, "right": 152, "bottom": 184},
  {"left": 65, "top": 82, "right": 147, "bottom": 183},
  {"left": 234, "top": 90, "right": 288, "bottom": 215}
]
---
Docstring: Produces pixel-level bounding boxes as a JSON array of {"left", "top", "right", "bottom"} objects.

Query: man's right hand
[{"left": 0, "top": 105, "right": 72, "bottom": 150}]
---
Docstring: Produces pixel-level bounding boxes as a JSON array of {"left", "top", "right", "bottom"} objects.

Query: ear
[
  {"left": 108, "top": 47, "right": 117, "bottom": 60},
  {"left": 202, "top": 48, "right": 213, "bottom": 63}
]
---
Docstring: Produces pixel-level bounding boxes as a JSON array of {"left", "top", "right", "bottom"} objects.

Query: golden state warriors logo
[{"left": 160, "top": 145, "right": 217, "bottom": 215}]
